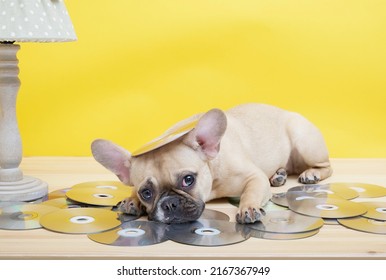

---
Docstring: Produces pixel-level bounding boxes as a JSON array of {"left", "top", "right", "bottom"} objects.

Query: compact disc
[
  {"left": 229, "top": 197, "right": 287, "bottom": 212},
  {"left": 360, "top": 201, "right": 386, "bottom": 221},
  {"left": 200, "top": 209, "right": 230, "bottom": 221},
  {"left": 271, "top": 192, "right": 289, "bottom": 207},
  {"left": 88, "top": 220, "right": 168, "bottom": 246},
  {"left": 48, "top": 188, "right": 71, "bottom": 199},
  {"left": 288, "top": 197, "right": 367, "bottom": 219},
  {"left": 165, "top": 219, "right": 249, "bottom": 246},
  {"left": 41, "top": 198, "right": 112, "bottom": 210},
  {"left": 287, "top": 184, "right": 358, "bottom": 200},
  {"left": 0, "top": 204, "right": 58, "bottom": 230},
  {"left": 249, "top": 228, "right": 320, "bottom": 240},
  {"left": 71, "top": 181, "right": 133, "bottom": 193},
  {"left": 247, "top": 210, "right": 324, "bottom": 234},
  {"left": 329, "top": 183, "right": 386, "bottom": 198},
  {"left": 338, "top": 217, "right": 386, "bottom": 234},
  {"left": 40, "top": 208, "right": 121, "bottom": 234},
  {"left": 131, "top": 118, "right": 199, "bottom": 156},
  {"left": 0, "top": 201, "right": 27, "bottom": 214},
  {"left": 66, "top": 188, "right": 129, "bottom": 206}
]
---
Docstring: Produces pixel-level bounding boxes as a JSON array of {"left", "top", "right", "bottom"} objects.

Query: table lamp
[{"left": 0, "top": 0, "right": 76, "bottom": 201}]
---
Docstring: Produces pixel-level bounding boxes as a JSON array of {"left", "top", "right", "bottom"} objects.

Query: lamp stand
[{"left": 0, "top": 43, "right": 48, "bottom": 201}]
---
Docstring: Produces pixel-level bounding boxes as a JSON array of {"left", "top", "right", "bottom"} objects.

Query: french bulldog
[{"left": 91, "top": 103, "right": 332, "bottom": 224}]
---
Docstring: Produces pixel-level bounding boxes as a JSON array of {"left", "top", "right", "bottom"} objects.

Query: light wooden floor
[{"left": 0, "top": 157, "right": 385, "bottom": 259}]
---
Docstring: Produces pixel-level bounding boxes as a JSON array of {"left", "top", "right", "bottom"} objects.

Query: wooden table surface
[{"left": 0, "top": 157, "right": 385, "bottom": 259}]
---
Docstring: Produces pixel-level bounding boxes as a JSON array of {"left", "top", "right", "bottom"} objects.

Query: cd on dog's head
[{"left": 131, "top": 119, "right": 199, "bottom": 156}]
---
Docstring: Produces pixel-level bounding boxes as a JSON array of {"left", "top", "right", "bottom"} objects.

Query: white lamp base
[
  {"left": 0, "top": 176, "right": 48, "bottom": 201},
  {"left": 0, "top": 43, "right": 48, "bottom": 202}
]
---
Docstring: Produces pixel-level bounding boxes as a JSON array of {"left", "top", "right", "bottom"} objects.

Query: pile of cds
[
  {"left": 1, "top": 180, "right": 385, "bottom": 247},
  {"left": 268, "top": 182, "right": 386, "bottom": 235}
]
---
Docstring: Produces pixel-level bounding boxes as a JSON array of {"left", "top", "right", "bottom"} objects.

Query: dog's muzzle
[{"left": 149, "top": 191, "right": 205, "bottom": 224}]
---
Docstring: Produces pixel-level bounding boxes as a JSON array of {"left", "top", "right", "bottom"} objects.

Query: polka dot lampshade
[{"left": 0, "top": 0, "right": 76, "bottom": 42}]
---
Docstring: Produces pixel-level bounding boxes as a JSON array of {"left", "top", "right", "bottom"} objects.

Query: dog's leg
[
  {"left": 287, "top": 113, "right": 333, "bottom": 184},
  {"left": 236, "top": 170, "right": 271, "bottom": 224},
  {"left": 269, "top": 168, "right": 287, "bottom": 187},
  {"left": 298, "top": 163, "right": 332, "bottom": 184}
]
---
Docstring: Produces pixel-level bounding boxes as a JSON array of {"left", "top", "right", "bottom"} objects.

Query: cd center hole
[
  {"left": 377, "top": 208, "right": 386, "bottom": 213},
  {"left": 93, "top": 193, "right": 114, "bottom": 199},
  {"left": 369, "top": 219, "right": 386, "bottom": 226},
  {"left": 76, "top": 218, "right": 88, "bottom": 222},
  {"left": 18, "top": 213, "right": 32, "bottom": 219},
  {"left": 316, "top": 204, "right": 339, "bottom": 211}
]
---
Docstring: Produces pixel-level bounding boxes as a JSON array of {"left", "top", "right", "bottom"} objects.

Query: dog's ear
[
  {"left": 91, "top": 139, "right": 132, "bottom": 185},
  {"left": 184, "top": 108, "right": 227, "bottom": 160}
]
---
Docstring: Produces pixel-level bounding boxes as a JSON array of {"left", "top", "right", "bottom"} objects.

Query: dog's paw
[
  {"left": 298, "top": 168, "right": 321, "bottom": 184},
  {"left": 117, "top": 197, "right": 145, "bottom": 216},
  {"left": 236, "top": 207, "right": 266, "bottom": 224},
  {"left": 269, "top": 168, "right": 287, "bottom": 187}
]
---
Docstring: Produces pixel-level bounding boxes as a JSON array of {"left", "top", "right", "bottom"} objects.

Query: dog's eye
[
  {"left": 140, "top": 188, "right": 153, "bottom": 201},
  {"left": 182, "top": 175, "right": 195, "bottom": 188}
]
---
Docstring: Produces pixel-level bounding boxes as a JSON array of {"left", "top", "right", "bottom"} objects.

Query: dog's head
[{"left": 91, "top": 109, "right": 227, "bottom": 223}]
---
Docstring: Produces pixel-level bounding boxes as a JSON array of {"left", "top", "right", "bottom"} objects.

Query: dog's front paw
[
  {"left": 298, "top": 168, "right": 321, "bottom": 184},
  {"left": 236, "top": 207, "right": 266, "bottom": 224},
  {"left": 117, "top": 197, "right": 145, "bottom": 216},
  {"left": 270, "top": 168, "right": 287, "bottom": 187}
]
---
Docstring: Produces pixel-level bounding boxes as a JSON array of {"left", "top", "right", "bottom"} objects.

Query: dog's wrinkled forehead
[{"left": 130, "top": 141, "right": 200, "bottom": 186}]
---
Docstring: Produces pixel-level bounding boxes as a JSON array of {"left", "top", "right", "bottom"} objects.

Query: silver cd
[
  {"left": 165, "top": 219, "right": 249, "bottom": 246},
  {"left": 247, "top": 210, "right": 324, "bottom": 234},
  {"left": 250, "top": 228, "right": 320, "bottom": 240},
  {"left": 230, "top": 197, "right": 288, "bottom": 212},
  {"left": 0, "top": 202, "right": 27, "bottom": 214},
  {"left": 271, "top": 192, "right": 289, "bottom": 207},
  {"left": 287, "top": 184, "right": 358, "bottom": 200},
  {"left": 200, "top": 209, "right": 230, "bottom": 221},
  {"left": 88, "top": 220, "right": 168, "bottom": 246},
  {"left": 0, "top": 204, "right": 58, "bottom": 230}
]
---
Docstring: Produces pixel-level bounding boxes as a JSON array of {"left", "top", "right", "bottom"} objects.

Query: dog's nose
[{"left": 161, "top": 197, "right": 179, "bottom": 213}]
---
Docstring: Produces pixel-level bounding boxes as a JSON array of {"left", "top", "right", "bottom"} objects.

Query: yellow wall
[{"left": 17, "top": 0, "right": 386, "bottom": 157}]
